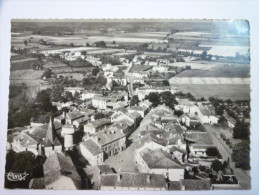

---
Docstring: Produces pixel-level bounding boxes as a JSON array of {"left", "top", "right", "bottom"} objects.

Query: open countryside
[{"left": 6, "top": 19, "right": 250, "bottom": 191}]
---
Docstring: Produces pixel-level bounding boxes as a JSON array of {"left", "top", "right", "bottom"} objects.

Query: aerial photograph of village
[{"left": 5, "top": 19, "right": 250, "bottom": 190}]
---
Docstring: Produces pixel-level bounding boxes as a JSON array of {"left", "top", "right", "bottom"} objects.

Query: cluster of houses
[
  {"left": 7, "top": 86, "right": 240, "bottom": 190},
  {"left": 7, "top": 45, "right": 243, "bottom": 190}
]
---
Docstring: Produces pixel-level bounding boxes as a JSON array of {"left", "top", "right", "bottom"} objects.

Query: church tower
[
  {"left": 43, "top": 116, "right": 62, "bottom": 157},
  {"left": 46, "top": 116, "right": 55, "bottom": 144}
]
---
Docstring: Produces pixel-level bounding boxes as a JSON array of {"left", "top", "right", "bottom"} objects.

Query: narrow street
[{"left": 205, "top": 125, "right": 251, "bottom": 189}]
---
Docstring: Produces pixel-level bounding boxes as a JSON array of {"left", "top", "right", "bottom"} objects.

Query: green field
[
  {"left": 174, "top": 84, "right": 250, "bottom": 100},
  {"left": 175, "top": 64, "right": 250, "bottom": 78}
]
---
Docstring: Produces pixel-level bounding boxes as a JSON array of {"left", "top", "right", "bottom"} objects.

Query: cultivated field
[
  {"left": 170, "top": 77, "right": 250, "bottom": 85},
  {"left": 173, "top": 84, "right": 250, "bottom": 100},
  {"left": 129, "top": 65, "right": 153, "bottom": 73},
  {"left": 173, "top": 63, "right": 250, "bottom": 77},
  {"left": 199, "top": 45, "right": 249, "bottom": 57},
  {"left": 12, "top": 32, "right": 168, "bottom": 48},
  {"left": 56, "top": 72, "right": 85, "bottom": 80},
  {"left": 10, "top": 70, "right": 51, "bottom": 99}
]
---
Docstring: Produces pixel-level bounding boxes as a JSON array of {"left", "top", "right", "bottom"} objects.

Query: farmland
[
  {"left": 173, "top": 84, "right": 250, "bottom": 100},
  {"left": 9, "top": 70, "right": 52, "bottom": 99},
  {"left": 12, "top": 31, "right": 168, "bottom": 48},
  {"left": 169, "top": 62, "right": 250, "bottom": 100},
  {"left": 173, "top": 64, "right": 250, "bottom": 78},
  {"left": 170, "top": 77, "right": 250, "bottom": 85}
]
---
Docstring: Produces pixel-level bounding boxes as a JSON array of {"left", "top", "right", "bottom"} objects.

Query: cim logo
[{"left": 6, "top": 172, "right": 29, "bottom": 181}]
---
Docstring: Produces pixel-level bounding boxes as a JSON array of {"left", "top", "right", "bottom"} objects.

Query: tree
[
  {"left": 95, "top": 41, "right": 106, "bottom": 47},
  {"left": 112, "top": 40, "right": 116, "bottom": 45},
  {"left": 211, "top": 159, "right": 224, "bottom": 172},
  {"left": 96, "top": 76, "right": 107, "bottom": 86},
  {"left": 199, "top": 165, "right": 206, "bottom": 172},
  {"left": 174, "top": 110, "right": 184, "bottom": 117},
  {"left": 233, "top": 121, "right": 250, "bottom": 140},
  {"left": 209, "top": 97, "right": 216, "bottom": 103},
  {"left": 162, "top": 80, "right": 170, "bottom": 86},
  {"left": 35, "top": 89, "right": 53, "bottom": 112},
  {"left": 41, "top": 69, "right": 52, "bottom": 79},
  {"left": 130, "top": 95, "right": 139, "bottom": 107},
  {"left": 74, "top": 91, "right": 80, "bottom": 99},
  {"left": 81, "top": 51, "right": 87, "bottom": 56},
  {"left": 157, "top": 47, "right": 162, "bottom": 52},
  {"left": 5, "top": 151, "right": 44, "bottom": 189},
  {"left": 200, "top": 97, "right": 205, "bottom": 101},
  {"left": 145, "top": 92, "right": 160, "bottom": 107},
  {"left": 51, "top": 86, "right": 65, "bottom": 102},
  {"left": 65, "top": 91, "right": 74, "bottom": 101},
  {"left": 218, "top": 116, "right": 225, "bottom": 124},
  {"left": 92, "top": 67, "right": 100, "bottom": 76},
  {"left": 24, "top": 40, "right": 28, "bottom": 46},
  {"left": 112, "top": 80, "right": 119, "bottom": 87},
  {"left": 94, "top": 112, "right": 105, "bottom": 120},
  {"left": 201, "top": 50, "right": 207, "bottom": 60},
  {"left": 159, "top": 91, "right": 176, "bottom": 108},
  {"left": 192, "top": 167, "right": 199, "bottom": 175},
  {"left": 206, "top": 147, "right": 220, "bottom": 157},
  {"left": 232, "top": 140, "right": 250, "bottom": 170}
]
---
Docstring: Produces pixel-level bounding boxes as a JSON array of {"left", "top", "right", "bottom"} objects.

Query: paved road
[{"left": 205, "top": 125, "right": 251, "bottom": 189}]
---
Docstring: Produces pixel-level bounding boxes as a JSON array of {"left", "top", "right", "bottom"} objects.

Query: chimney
[
  {"left": 118, "top": 174, "right": 122, "bottom": 182},
  {"left": 180, "top": 181, "right": 185, "bottom": 191},
  {"left": 146, "top": 175, "right": 151, "bottom": 183}
]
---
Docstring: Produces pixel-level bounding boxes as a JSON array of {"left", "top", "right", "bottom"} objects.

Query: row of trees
[
  {"left": 5, "top": 150, "right": 46, "bottom": 189},
  {"left": 145, "top": 91, "right": 176, "bottom": 109},
  {"left": 8, "top": 84, "right": 71, "bottom": 128},
  {"left": 82, "top": 75, "right": 107, "bottom": 87}
]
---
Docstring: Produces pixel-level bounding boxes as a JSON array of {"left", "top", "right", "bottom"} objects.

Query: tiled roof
[
  {"left": 81, "top": 139, "right": 102, "bottom": 155},
  {"left": 66, "top": 111, "right": 84, "bottom": 120},
  {"left": 182, "top": 179, "right": 211, "bottom": 190},
  {"left": 121, "top": 118, "right": 134, "bottom": 127},
  {"left": 128, "top": 111, "right": 141, "bottom": 119},
  {"left": 94, "top": 130, "right": 126, "bottom": 146},
  {"left": 129, "top": 106, "right": 146, "bottom": 112},
  {"left": 75, "top": 116, "right": 90, "bottom": 124},
  {"left": 85, "top": 118, "right": 110, "bottom": 129},
  {"left": 101, "top": 172, "right": 166, "bottom": 189},
  {"left": 13, "top": 132, "right": 39, "bottom": 147},
  {"left": 79, "top": 108, "right": 95, "bottom": 116},
  {"left": 185, "top": 132, "right": 213, "bottom": 146},
  {"left": 168, "top": 181, "right": 182, "bottom": 190},
  {"left": 97, "top": 164, "right": 114, "bottom": 174},
  {"left": 115, "top": 107, "right": 128, "bottom": 114},
  {"left": 29, "top": 178, "right": 45, "bottom": 189},
  {"left": 141, "top": 148, "right": 184, "bottom": 169},
  {"left": 43, "top": 152, "right": 81, "bottom": 187},
  {"left": 30, "top": 121, "right": 62, "bottom": 142},
  {"left": 44, "top": 137, "right": 61, "bottom": 147}
]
